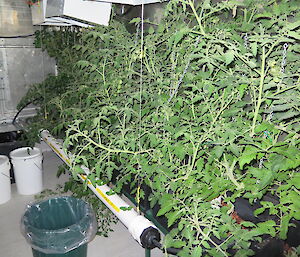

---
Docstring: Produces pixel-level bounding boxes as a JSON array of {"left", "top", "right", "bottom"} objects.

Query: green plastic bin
[{"left": 21, "top": 196, "right": 97, "bottom": 257}]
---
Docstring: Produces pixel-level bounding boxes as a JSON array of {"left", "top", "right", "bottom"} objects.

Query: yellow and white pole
[{"left": 40, "top": 130, "right": 160, "bottom": 248}]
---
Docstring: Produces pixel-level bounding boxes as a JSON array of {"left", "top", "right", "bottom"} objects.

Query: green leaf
[
  {"left": 212, "top": 229, "right": 221, "bottom": 240},
  {"left": 277, "top": 111, "right": 299, "bottom": 121},
  {"left": 160, "top": 193, "right": 173, "bottom": 205},
  {"left": 196, "top": 158, "right": 204, "bottom": 171},
  {"left": 272, "top": 103, "right": 297, "bottom": 112},
  {"left": 214, "top": 145, "right": 225, "bottom": 159},
  {"left": 254, "top": 207, "right": 265, "bottom": 216},
  {"left": 148, "top": 26, "right": 155, "bottom": 34},
  {"left": 270, "top": 155, "right": 289, "bottom": 171},
  {"left": 129, "top": 17, "right": 141, "bottom": 24},
  {"left": 257, "top": 220, "right": 276, "bottom": 236},
  {"left": 254, "top": 122, "right": 273, "bottom": 133},
  {"left": 170, "top": 240, "right": 186, "bottom": 248},
  {"left": 238, "top": 84, "right": 248, "bottom": 97},
  {"left": 149, "top": 134, "right": 158, "bottom": 147},
  {"left": 174, "top": 143, "right": 185, "bottom": 160},
  {"left": 224, "top": 50, "right": 235, "bottom": 65},
  {"left": 178, "top": 249, "right": 190, "bottom": 257},
  {"left": 279, "top": 214, "right": 291, "bottom": 240},
  {"left": 120, "top": 206, "right": 133, "bottom": 211},
  {"left": 250, "top": 42, "right": 257, "bottom": 56},
  {"left": 157, "top": 23, "right": 164, "bottom": 33},
  {"left": 235, "top": 249, "right": 255, "bottom": 257},
  {"left": 293, "top": 210, "right": 300, "bottom": 220},
  {"left": 287, "top": 31, "right": 300, "bottom": 40},
  {"left": 241, "top": 221, "right": 256, "bottom": 228},
  {"left": 286, "top": 20, "right": 300, "bottom": 30},
  {"left": 202, "top": 240, "right": 211, "bottom": 249},
  {"left": 167, "top": 211, "right": 180, "bottom": 227},
  {"left": 191, "top": 246, "right": 202, "bottom": 257},
  {"left": 248, "top": 60, "right": 257, "bottom": 68},
  {"left": 258, "top": 169, "right": 274, "bottom": 190},
  {"left": 173, "top": 28, "right": 190, "bottom": 46},
  {"left": 290, "top": 175, "right": 300, "bottom": 189},
  {"left": 229, "top": 144, "right": 240, "bottom": 157},
  {"left": 88, "top": 145, "right": 95, "bottom": 155},
  {"left": 254, "top": 13, "right": 273, "bottom": 20},
  {"left": 239, "top": 146, "right": 257, "bottom": 169},
  {"left": 203, "top": 0, "right": 211, "bottom": 9},
  {"left": 157, "top": 203, "right": 173, "bottom": 216},
  {"left": 73, "top": 165, "right": 84, "bottom": 175}
]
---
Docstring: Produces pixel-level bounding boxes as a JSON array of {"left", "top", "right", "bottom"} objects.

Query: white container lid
[
  {"left": 10, "top": 147, "right": 42, "bottom": 160},
  {"left": 0, "top": 155, "right": 9, "bottom": 166}
]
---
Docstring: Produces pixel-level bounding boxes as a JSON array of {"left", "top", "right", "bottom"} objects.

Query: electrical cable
[
  {"left": 12, "top": 101, "right": 34, "bottom": 124},
  {"left": 152, "top": 238, "right": 181, "bottom": 255},
  {"left": 0, "top": 34, "right": 35, "bottom": 39}
]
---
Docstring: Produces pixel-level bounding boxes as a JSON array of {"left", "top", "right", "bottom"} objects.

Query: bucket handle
[
  {"left": 33, "top": 161, "right": 43, "bottom": 172},
  {"left": 1, "top": 172, "right": 12, "bottom": 179}
]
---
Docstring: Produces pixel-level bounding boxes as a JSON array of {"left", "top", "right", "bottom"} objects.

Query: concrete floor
[{"left": 0, "top": 150, "right": 164, "bottom": 257}]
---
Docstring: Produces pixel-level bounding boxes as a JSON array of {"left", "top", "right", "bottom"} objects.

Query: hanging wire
[
  {"left": 136, "top": 4, "right": 145, "bottom": 214},
  {"left": 268, "top": 43, "right": 289, "bottom": 121},
  {"left": 134, "top": 23, "right": 141, "bottom": 46},
  {"left": 139, "top": 5, "right": 144, "bottom": 153},
  {"left": 168, "top": 36, "right": 201, "bottom": 103},
  {"left": 280, "top": 43, "right": 289, "bottom": 74},
  {"left": 243, "top": 33, "right": 248, "bottom": 49},
  {"left": 260, "top": 43, "right": 289, "bottom": 169},
  {"left": 40, "top": 25, "right": 47, "bottom": 120}
]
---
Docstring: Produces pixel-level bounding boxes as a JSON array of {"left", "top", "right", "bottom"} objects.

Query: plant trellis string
[
  {"left": 137, "top": 4, "right": 145, "bottom": 213},
  {"left": 168, "top": 36, "right": 201, "bottom": 103}
]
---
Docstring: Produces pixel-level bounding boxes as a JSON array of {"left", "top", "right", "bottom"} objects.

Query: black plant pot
[{"left": 112, "top": 172, "right": 299, "bottom": 256}]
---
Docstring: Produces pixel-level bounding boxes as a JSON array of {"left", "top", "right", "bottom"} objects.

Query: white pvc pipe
[{"left": 40, "top": 130, "right": 158, "bottom": 245}]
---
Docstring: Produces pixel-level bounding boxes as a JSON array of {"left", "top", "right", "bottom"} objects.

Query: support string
[
  {"left": 40, "top": 25, "right": 47, "bottom": 120},
  {"left": 137, "top": 4, "right": 145, "bottom": 213}
]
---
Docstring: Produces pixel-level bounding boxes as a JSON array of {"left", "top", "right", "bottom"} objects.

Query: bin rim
[
  {"left": 21, "top": 196, "right": 92, "bottom": 229},
  {"left": 10, "top": 147, "right": 42, "bottom": 160},
  {"left": 0, "top": 155, "right": 9, "bottom": 166},
  {"left": 20, "top": 196, "right": 97, "bottom": 254}
]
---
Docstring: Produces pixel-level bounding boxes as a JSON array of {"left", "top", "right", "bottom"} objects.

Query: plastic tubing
[{"left": 39, "top": 130, "right": 159, "bottom": 246}]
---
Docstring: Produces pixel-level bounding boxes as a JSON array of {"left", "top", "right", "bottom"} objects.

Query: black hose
[
  {"left": 152, "top": 238, "right": 181, "bottom": 256},
  {"left": 12, "top": 101, "right": 33, "bottom": 124},
  {"left": 0, "top": 34, "right": 35, "bottom": 38}
]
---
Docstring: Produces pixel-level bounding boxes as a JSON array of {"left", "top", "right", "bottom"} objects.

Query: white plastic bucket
[
  {"left": 10, "top": 147, "right": 43, "bottom": 195},
  {"left": 0, "top": 155, "right": 11, "bottom": 204}
]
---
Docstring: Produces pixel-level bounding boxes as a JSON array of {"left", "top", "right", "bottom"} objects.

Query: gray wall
[{"left": 0, "top": 36, "right": 56, "bottom": 123}]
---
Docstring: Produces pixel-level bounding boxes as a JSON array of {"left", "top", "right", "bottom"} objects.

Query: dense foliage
[{"left": 20, "top": 0, "right": 300, "bottom": 256}]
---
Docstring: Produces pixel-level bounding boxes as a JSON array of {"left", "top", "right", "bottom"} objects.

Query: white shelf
[{"left": 31, "top": 0, "right": 112, "bottom": 27}]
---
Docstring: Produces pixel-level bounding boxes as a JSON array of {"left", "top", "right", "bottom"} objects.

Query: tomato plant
[{"left": 20, "top": 0, "right": 300, "bottom": 256}]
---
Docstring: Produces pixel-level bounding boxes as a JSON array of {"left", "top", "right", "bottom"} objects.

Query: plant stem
[
  {"left": 73, "top": 128, "right": 154, "bottom": 155},
  {"left": 273, "top": 85, "right": 298, "bottom": 96},
  {"left": 188, "top": 0, "right": 206, "bottom": 35},
  {"left": 250, "top": 46, "right": 266, "bottom": 137},
  {"left": 223, "top": 157, "right": 244, "bottom": 190}
]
